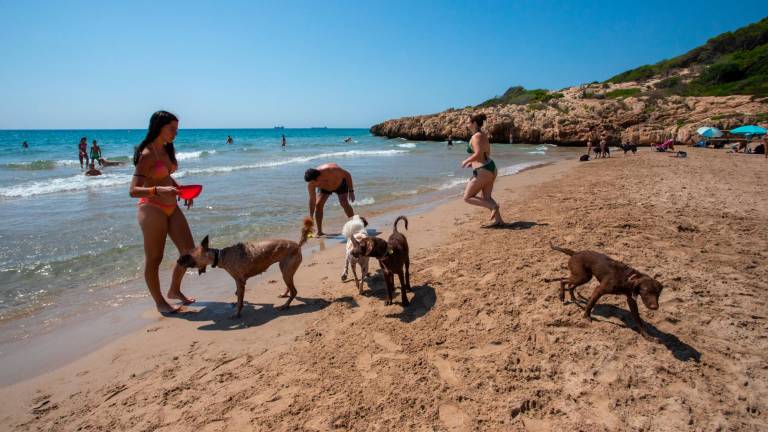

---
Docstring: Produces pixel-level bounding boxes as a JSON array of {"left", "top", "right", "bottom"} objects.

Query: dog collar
[{"left": 212, "top": 249, "right": 220, "bottom": 268}]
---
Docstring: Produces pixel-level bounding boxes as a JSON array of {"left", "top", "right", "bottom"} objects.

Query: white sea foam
[
  {"left": 535, "top": 145, "right": 549, "bottom": 151},
  {"left": 356, "top": 197, "right": 375, "bottom": 206},
  {"left": 527, "top": 150, "right": 546, "bottom": 155},
  {"left": 178, "top": 149, "right": 408, "bottom": 176},
  {"left": 0, "top": 173, "right": 133, "bottom": 198},
  {"left": 55, "top": 159, "right": 81, "bottom": 167},
  {"left": 175, "top": 150, "right": 216, "bottom": 161},
  {"left": 437, "top": 177, "right": 468, "bottom": 190},
  {"left": 396, "top": 143, "right": 416, "bottom": 149},
  {"left": 498, "top": 161, "right": 542, "bottom": 176}
]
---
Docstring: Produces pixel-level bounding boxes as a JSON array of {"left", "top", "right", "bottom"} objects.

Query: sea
[{"left": 0, "top": 128, "right": 576, "bottom": 342}]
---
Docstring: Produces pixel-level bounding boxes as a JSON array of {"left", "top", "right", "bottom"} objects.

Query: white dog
[{"left": 341, "top": 215, "right": 370, "bottom": 293}]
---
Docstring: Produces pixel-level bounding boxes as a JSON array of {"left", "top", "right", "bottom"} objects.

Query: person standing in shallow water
[
  {"left": 129, "top": 111, "right": 196, "bottom": 314},
  {"left": 462, "top": 113, "right": 504, "bottom": 227},
  {"left": 226, "top": 135, "right": 233, "bottom": 145},
  {"left": 281, "top": 134, "right": 286, "bottom": 147},
  {"left": 78, "top": 137, "right": 89, "bottom": 169},
  {"left": 447, "top": 135, "right": 453, "bottom": 146}
]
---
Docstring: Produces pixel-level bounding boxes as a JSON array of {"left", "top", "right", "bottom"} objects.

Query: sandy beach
[{"left": 1, "top": 148, "right": 766, "bottom": 431}]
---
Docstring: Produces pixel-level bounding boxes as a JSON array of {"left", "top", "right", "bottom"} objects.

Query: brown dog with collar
[
  {"left": 549, "top": 244, "right": 663, "bottom": 339},
  {"left": 177, "top": 218, "right": 314, "bottom": 317},
  {"left": 351, "top": 215, "right": 411, "bottom": 306}
]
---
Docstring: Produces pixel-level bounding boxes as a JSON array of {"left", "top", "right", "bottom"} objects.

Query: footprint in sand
[
  {"left": 467, "top": 342, "right": 506, "bottom": 357},
  {"left": 373, "top": 332, "right": 402, "bottom": 352},
  {"left": 356, "top": 351, "right": 377, "bottom": 379},
  {"left": 428, "top": 352, "right": 461, "bottom": 386},
  {"left": 439, "top": 404, "right": 469, "bottom": 431}
]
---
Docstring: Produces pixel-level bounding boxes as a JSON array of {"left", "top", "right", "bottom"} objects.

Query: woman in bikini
[
  {"left": 129, "top": 111, "right": 196, "bottom": 314},
  {"left": 462, "top": 113, "right": 504, "bottom": 227}
]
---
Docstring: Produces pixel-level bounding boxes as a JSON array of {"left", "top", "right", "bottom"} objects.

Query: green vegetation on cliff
[
  {"left": 608, "top": 17, "right": 768, "bottom": 97},
  {"left": 478, "top": 86, "right": 563, "bottom": 107}
]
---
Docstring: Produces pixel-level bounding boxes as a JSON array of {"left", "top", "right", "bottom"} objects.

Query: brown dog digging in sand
[
  {"left": 351, "top": 215, "right": 411, "bottom": 306},
  {"left": 549, "top": 244, "right": 663, "bottom": 339},
  {"left": 177, "top": 218, "right": 314, "bottom": 317}
]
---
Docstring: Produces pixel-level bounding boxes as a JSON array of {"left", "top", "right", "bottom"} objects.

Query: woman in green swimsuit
[{"left": 461, "top": 113, "right": 504, "bottom": 226}]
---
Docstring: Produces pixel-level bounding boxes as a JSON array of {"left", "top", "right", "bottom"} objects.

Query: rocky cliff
[
  {"left": 370, "top": 82, "right": 768, "bottom": 146},
  {"left": 371, "top": 17, "right": 768, "bottom": 146}
]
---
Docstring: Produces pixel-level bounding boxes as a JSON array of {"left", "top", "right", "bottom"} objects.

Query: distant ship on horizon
[
  {"left": 273, "top": 125, "right": 284, "bottom": 130},
  {"left": 309, "top": 126, "right": 328, "bottom": 129}
]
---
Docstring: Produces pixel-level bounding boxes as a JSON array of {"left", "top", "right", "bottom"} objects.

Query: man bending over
[{"left": 305, "top": 163, "right": 355, "bottom": 236}]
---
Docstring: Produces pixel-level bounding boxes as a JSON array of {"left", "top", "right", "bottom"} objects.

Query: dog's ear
[
  {"left": 361, "top": 216, "right": 369, "bottom": 227},
  {"left": 364, "top": 239, "right": 375, "bottom": 256},
  {"left": 201, "top": 235, "right": 209, "bottom": 250}
]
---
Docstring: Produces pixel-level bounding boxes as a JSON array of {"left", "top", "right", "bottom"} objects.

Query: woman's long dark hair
[{"left": 133, "top": 111, "right": 178, "bottom": 166}]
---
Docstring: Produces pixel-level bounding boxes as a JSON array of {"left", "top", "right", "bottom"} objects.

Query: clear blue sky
[{"left": 0, "top": 1, "right": 765, "bottom": 129}]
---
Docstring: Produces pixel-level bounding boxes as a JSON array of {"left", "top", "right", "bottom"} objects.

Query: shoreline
[
  {"left": 0, "top": 153, "right": 574, "bottom": 387},
  {"left": 4, "top": 148, "right": 764, "bottom": 430}
]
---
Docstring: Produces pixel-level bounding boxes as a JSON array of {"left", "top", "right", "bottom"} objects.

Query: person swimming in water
[
  {"left": 22, "top": 141, "right": 29, "bottom": 149},
  {"left": 462, "top": 113, "right": 504, "bottom": 227},
  {"left": 226, "top": 135, "right": 233, "bottom": 145},
  {"left": 129, "top": 110, "right": 197, "bottom": 314},
  {"left": 304, "top": 163, "right": 355, "bottom": 236}
]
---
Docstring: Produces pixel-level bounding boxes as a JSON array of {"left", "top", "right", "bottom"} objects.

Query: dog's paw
[{"left": 341, "top": 274, "right": 347, "bottom": 282}]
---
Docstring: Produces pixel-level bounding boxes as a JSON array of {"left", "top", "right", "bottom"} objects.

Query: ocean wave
[
  {"left": 178, "top": 149, "right": 408, "bottom": 176},
  {"left": 535, "top": 145, "right": 549, "bottom": 151},
  {"left": 0, "top": 173, "right": 132, "bottom": 198},
  {"left": 176, "top": 150, "right": 216, "bottom": 161},
  {"left": 1, "top": 159, "right": 80, "bottom": 170},
  {"left": 396, "top": 143, "right": 416, "bottom": 149},
  {"left": 356, "top": 197, "right": 375, "bottom": 206},
  {"left": 527, "top": 150, "right": 546, "bottom": 155},
  {"left": 498, "top": 161, "right": 542, "bottom": 176},
  {"left": 437, "top": 177, "right": 468, "bottom": 190}
]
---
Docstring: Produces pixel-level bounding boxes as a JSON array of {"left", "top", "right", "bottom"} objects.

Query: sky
[{"left": 0, "top": 1, "right": 765, "bottom": 129}]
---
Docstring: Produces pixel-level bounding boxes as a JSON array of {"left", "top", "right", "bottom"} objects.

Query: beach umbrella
[
  {"left": 696, "top": 126, "right": 723, "bottom": 138},
  {"left": 730, "top": 125, "right": 766, "bottom": 135}
]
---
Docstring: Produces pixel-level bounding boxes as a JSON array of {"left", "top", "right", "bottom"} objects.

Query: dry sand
[{"left": 1, "top": 148, "right": 766, "bottom": 431}]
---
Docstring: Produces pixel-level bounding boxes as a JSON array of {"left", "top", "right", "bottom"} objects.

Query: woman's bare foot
[
  {"left": 489, "top": 205, "right": 500, "bottom": 221},
  {"left": 156, "top": 302, "right": 180, "bottom": 314},
  {"left": 168, "top": 290, "right": 196, "bottom": 305}
]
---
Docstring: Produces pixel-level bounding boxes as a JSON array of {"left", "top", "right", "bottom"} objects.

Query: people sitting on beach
[
  {"left": 78, "top": 137, "right": 89, "bottom": 169},
  {"left": 226, "top": 135, "right": 233, "bottom": 145},
  {"left": 654, "top": 139, "right": 675, "bottom": 152},
  {"left": 129, "top": 110, "right": 196, "bottom": 314},
  {"left": 462, "top": 113, "right": 504, "bottom": 227},
  {"left": 304, "top": 163, "right": 355, "bottom": 236},
  {"left": 90, "top": 140, "right": 102, "bottom": 167},
  {"left": 84, "top": 162, "right": 102, "bottom": 176},
  {"left": 22, "top": 141, "right": 29, "bottom": 149}
]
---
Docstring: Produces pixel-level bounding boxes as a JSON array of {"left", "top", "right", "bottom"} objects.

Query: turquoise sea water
[{"left": 0, "top": 128, "right": 574, "bottom": 330}]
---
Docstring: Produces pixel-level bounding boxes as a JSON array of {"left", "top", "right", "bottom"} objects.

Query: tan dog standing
[{"left": 178, "top": 218, "right": 314, "bottom": 317}]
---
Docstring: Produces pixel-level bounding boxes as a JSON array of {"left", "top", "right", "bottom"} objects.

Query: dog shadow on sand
[
  {"left": 172, "top": 296, "right": 333, "bottom": 331},
  {"left": 353, "top": 271, "right": 437, "bottom": 323},
  {"left": 481, "top": 221, "right": 548, "bottom": 230},
  {"left": 570, "top": 298, "right": 701, "bottom": 363}
]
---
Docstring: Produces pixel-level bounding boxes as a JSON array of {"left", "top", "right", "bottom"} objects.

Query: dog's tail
[
  {"left": 299, "top": 217, "right": 314, "bottom": 246},
  {"left": 550, "top": 243, "right": 575, "bottom": 256},
  {"left": 393, "top": 215, "right": 408, "bottom": 233}
]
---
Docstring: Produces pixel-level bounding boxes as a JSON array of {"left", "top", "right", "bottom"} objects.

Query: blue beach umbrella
[
  {"left": 730, "top": 125, "right": 767, "bottom": 135},
  {"left": 696, "top": 126, "right": 723, "bottom": 138}
]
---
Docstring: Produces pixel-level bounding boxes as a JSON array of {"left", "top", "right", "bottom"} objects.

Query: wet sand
[{"left": 1, "top": 149, "right": 766, "bottom": 431}]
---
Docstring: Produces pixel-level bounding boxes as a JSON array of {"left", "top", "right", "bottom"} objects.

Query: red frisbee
[{"left": 178, "top": 184, "right": 203, "bottom": 200}]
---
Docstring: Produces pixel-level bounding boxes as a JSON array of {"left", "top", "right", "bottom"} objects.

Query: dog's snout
[{"left": 178, "top": 254, "right": 194, "bottom": 267}]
